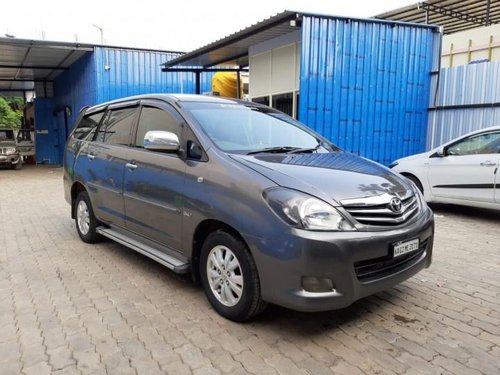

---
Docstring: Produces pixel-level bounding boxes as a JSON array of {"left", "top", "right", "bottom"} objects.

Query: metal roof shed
[
  {"left": 163, "top": 11, "right": 442, "bottom": 165},
  {"left": 0, "top": 38, "right": 212, "bottom": 164},
  {"left": 375, "top": 0, "right": 499, "bottom": 35},
  {"left": 0, "top": 38, "right": 93, "bottom": 96}
]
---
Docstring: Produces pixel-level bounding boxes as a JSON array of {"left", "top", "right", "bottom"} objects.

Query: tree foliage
[{"left": 0, "top": 96, "right": 24, "bottom": 128}]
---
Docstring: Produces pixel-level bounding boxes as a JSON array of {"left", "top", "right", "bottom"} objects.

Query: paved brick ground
[{"left": 0, "top": 165, "right": 499, "bottom": 374}]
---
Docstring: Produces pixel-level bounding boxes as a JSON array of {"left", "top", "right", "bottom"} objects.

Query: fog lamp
[{"left": 302, "top": 277, "right": 335, "bottom": 293}]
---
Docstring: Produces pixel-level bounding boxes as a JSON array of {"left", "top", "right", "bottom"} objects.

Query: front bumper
[
  {"left": 0, "top": 154, "right": 21, "bottom": 165},
  {"left": 247, "top": 207, "right": 434, "bottom": 312}
]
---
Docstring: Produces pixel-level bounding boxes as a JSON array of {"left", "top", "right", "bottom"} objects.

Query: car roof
[
  {"left": 456, "top": 125, "right": 500, "bottom": 139},
  {"left": 84, "top": 94, "right": 245, "bottom": 114}
]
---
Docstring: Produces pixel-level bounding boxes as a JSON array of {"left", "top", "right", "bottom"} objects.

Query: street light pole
[{"left": 92, "top": 24, "right": 104, "bottom": 45}]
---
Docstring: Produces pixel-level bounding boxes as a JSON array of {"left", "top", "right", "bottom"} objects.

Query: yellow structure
[{"left": 212, "top": 72, "right": 242, "bottom": 98}]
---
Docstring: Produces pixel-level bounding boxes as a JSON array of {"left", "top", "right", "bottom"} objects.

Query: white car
[{"left": 390, "top": 126, "right": 500, "bottom": 211}]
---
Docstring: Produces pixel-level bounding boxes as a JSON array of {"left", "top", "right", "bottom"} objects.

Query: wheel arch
[
  {"left": 400, "top": 172, "right": 424, "bottom": 193},
  {"left": 70, "top": 181, "right": 87, "bottom": 219},
  {"left": 191, "top": 219, "right": 250, "bottom": 284}
]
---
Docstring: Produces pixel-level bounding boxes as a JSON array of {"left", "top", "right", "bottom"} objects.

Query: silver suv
[
  {"left": 64, "top": 94, "right": 434, "bottom": 321},
  {"left": 0, "top": 127, "right": 22, "bottom": 170}
]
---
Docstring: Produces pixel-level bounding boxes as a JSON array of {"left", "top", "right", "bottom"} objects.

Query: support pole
[
  {"left": 486, "top": 0, "right": 491, "bottom": 25},
  {"left": 236, "top": 71, "right": 241, "bottom": 99},
  {"left": 195, "top": 71, "right": 201, "bottom": 95}
]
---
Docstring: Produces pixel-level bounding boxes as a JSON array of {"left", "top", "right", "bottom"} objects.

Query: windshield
[
  {"left": 182, "top": 102, "right": 338, "bottom": 154},
  {"left": 0, "top": 130, "right": 15, "bottom": 141},
  {"left": 17, "top": 129, "right": 32, "bottom": 142}
]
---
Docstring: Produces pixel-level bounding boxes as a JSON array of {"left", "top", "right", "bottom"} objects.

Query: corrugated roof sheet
[
  {"left": 162, "top": 11, "right": 301, "bottom": 69},
  {"left": 0, "top": 38, "right": 185, "bottom": 92},
  {"left": 0, "top": 38, "right": 94, "bottom": 91},
  {"left": 162, "top": 10, "right": 440, "bottom": 69},
  {"left": 376, "top": 0, "right": 500, "bottom": 35}
]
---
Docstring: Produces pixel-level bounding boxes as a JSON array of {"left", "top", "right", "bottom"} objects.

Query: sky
[{"left": 0, "top": 0, "right": 417, "bottom": 52}]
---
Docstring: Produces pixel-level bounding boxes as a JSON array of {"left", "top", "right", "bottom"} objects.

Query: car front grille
[
  {"left": 0, "top": 147, "right": 6, "bottom": 155},
  {"left": 354, "top": 239, "right": 429, "bottom": 282},
  {"left": 341, "top": 194, "right": 419, "bottom": 226}
]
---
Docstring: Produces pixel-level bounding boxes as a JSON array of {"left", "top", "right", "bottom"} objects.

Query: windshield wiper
[
  {"left": 287, "top": 143, "right": 322, "bottom": 154},
  {"left": 246, "top": 146, "right": 300, "bottom": 155}
]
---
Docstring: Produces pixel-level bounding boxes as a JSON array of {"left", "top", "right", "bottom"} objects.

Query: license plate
[
  {"left": 0, "top": 155, "right": 6, "bottom": 161},
  {"left": 393, "top": 238, "right": 420, "bottom": 258}
]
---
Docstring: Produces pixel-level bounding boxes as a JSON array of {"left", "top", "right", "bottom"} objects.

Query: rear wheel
[
  {"left": 75, "top": 191, "right": 102, "bottom": 243},
  {"left": 200, "top": 231, "right": 266, "bottom": 321}
]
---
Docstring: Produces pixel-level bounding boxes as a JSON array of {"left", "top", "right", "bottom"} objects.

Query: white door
[{"left": 428, "top": 130, "right": 500, "bottom": 203}]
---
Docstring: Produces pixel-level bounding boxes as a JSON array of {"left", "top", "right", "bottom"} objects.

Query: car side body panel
[{"left": 392, "top": 125, "right": 500, "bottom": 211}]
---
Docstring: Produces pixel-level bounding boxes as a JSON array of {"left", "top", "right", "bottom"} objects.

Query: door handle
[
  {"left": 87, "top": 153, "right": 95, "bottom": 160},
  {"left": 126, "top": 162, "right": 138, "bottom": 170},
  {"left": 480, "top": 161, "right": 496, "bottom": 167}
]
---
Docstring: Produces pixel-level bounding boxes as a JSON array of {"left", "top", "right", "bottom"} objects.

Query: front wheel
[
  {"left": 75, "top": 191, "right": 102, "bottom": 243},
  {"left": 200, "top": 231, "right": 266, "bottom": 321},
  {"left": 12, "top": 160, "right": 22, "bottom": 170},
  {"left": 405, "top": 174, "right": 424, "bottom": 194}
]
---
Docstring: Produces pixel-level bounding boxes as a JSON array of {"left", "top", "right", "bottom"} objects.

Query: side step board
[{"left": 96, "top": 227, "right": 190, "bottom": 274}]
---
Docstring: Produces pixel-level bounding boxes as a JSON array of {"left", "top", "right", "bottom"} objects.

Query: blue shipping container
[{"left": 298, "top": 16, "right": 441, "bottom": 165}]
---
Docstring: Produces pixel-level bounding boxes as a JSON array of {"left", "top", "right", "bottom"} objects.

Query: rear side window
[
  {"left": 97, "top": 107, "right": 137, "bottom": 145},
  {"left": 135, "top": 106, "right": 182, "bottom": 148},
  {"left": 73, "top": 112, "right": 103, "bottom": 140}
]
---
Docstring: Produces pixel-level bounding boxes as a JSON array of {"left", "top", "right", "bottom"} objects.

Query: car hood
[
  {"left": 394, "top": 149, "right": 435, "bottom": 164},
  {"left": 230, "top": 152, "right": 413, "bottom": 204}
]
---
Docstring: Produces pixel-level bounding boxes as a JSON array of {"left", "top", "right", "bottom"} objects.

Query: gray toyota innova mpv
[{"left": 64, "top": 94, "right": 434, "bottom": 321}]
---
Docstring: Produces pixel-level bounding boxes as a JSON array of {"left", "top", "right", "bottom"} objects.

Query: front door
[
  {"left": 428, "top": 130, "right": 500, "bottom": 203},
  {"left": 123, "top": 102, "right": 186, "bottom": 252}
]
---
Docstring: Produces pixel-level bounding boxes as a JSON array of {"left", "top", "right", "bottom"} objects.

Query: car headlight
[
  {"left": 5, "top": 147, "right": 17, "bottom": 155},
  {"left": 263, "top": 188, "right": 355, "bottom": 231}
]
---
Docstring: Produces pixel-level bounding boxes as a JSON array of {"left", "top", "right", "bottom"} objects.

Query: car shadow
[
  {"left": 97, "top": 238, "right": 406, "bottom": 334},
  {"left": 247, "top": 290, "right": 400, "bottom": 335},
  {"left": 430, "top": 203, "right": 500, "bottom": 221}
]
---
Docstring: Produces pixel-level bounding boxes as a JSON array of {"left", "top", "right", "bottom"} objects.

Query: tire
[
  {"left": 405, "top": 174, "right": 423, "bottom": 194},
  {"left": 12, "top": 160, "right": 22, "bottom": 170},
  {"left": 200, "top": 230, "right": 266, "bottom": 321},
  {"left": 74, "top": 191, "right": 102, "bottom": 243}
]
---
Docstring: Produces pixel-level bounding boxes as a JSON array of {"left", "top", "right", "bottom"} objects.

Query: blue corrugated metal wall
[
  {"left": 94, "top": 47, "right": 213, "bottom": 102},
  {"left": 299, "top": 16, "right": 440, "bottom": 165},
  {"left": 39, "top": 47, "right": 213, "bottom": 164},
  {"left": 33, "top": 98, "right": 57, "bottom": 164},
  {"left": 427, "top": 61, "right": 500, "bottom": 149}
]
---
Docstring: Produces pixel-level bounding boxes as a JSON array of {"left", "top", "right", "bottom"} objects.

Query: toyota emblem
[{"left": 389, "top": 197, "right": 403, "bottom": 213}]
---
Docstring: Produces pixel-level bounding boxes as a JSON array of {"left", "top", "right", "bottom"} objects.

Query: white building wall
[
  {"left": 442, "top": 24, "right": 500, "bottom": 67},
  {"left": 248, "top": 30, "right": 301, "bottom": 116}
]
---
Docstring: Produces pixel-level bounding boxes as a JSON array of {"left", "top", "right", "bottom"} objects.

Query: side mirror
[
  {"left": 144, "top": 131, "right": 180, "bottom": 152},
  {"left": 435, "top": 147, "right": 445, "bottom": 157}
]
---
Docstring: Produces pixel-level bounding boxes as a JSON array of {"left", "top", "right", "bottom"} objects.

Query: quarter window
[
  {"left": 73, "top": 112, "right": 103, "bottom": 140},
  {"left": 135, "top": 106, "right": 181, "bottom": 148},
  {"left": 98, "top": 107, "right": 137, "bottom": 145}
]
